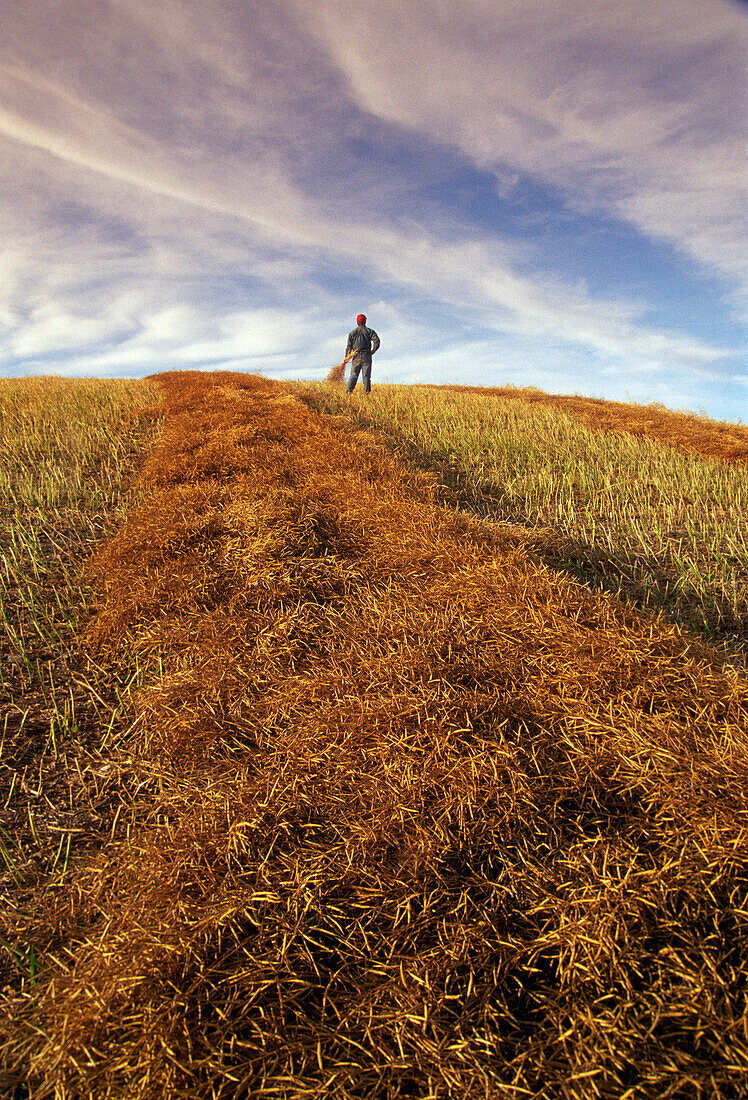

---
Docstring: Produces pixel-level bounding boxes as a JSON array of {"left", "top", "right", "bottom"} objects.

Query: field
[
  {"left": 1, "top": 371, "right": 747, "bottom": 1099},
  {"left": 0, "top": 378, "right": 161, "bottom": 996},
  {"left": 298, "top": 383, "right": 747, "bottom": 671}
]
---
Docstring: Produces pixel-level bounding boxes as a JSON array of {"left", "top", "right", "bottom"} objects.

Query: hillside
[
  {"left": 299, "top": 381, "right": 747, "bottom": 673},
  {"left": 429, "top": 384, "right": 748, "bottom": 465},
  {"left": 2, "top": 372, "right": 747, "bottom": 1099}
]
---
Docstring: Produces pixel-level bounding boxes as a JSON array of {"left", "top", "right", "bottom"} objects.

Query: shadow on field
[
  {"left": 297, "top": 395, "right": 747, "bottom": 673},
  {"left": 454, "top": 474, "right": 747, "bottom": 671}
]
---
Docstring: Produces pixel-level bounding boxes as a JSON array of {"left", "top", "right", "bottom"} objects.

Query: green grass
[
  {"left": 297, "top": 383, "right": 748, "bottom": 667},
  {"left": 0, "top": 377, "right": 161, "bottom": 990}
]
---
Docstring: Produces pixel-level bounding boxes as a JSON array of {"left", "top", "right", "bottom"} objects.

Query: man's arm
[{"left": 369, "top": 329, "right": 380, "bottom": 354}]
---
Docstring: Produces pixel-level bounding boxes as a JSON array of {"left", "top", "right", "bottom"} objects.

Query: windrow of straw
[
  {"left": 430, "top": 385, "right": 748, "bottom": 466},
  {"left": 3, "top": 370, "right": 748, "bottom": 1099}
]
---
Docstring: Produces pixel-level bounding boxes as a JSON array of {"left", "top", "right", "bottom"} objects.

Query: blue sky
[{"left": 0, "top": 0, "right": 746, "bottom": 421}]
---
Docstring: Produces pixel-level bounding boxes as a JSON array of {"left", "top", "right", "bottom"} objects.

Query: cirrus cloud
[{"left": 0, "top": 0, "right": 744, "bottom": 419}]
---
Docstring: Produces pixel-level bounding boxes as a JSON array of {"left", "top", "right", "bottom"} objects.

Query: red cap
[{"left": 356, "top": 313, "right": 366, "bottom": 325}]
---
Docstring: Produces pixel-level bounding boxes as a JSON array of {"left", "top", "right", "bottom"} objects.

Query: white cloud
[
  {"left": 0, "top": 0, "right": 743, "bottom": 419},
  {"left": 10, "top": 304, "right": 125, "bottom": 357},
  {"left": 293, "top": 0, "right": 747, "bottom": 287},
  {"left": 1, "top": 113, "right": 726, "bottom": 380}
]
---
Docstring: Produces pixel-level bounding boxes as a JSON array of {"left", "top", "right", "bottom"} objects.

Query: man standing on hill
[{"left": 345, "top": 313, "right": 380, "bottom": 394}]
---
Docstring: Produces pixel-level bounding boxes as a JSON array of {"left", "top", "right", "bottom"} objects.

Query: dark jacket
[{"left": 346, "top": 324, "right": 380, "bottom": 356}]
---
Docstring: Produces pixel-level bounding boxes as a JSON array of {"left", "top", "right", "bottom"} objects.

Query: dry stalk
[
  {"left": 326, "top": 351, "right": 355, "bottom": 386},
  {"left": 2, "top": 371, "right": 747, "bottom": 1100},
  {"left": 432, "top": 383, "right": 748, "bottom": 465}
]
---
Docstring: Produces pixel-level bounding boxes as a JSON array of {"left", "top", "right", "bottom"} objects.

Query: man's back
[
  {"left": 345, "top": 314, "right": 380, "bottom": 394},
  {"left": 346, "top": 324, "right": 380, "bottom": 355}
]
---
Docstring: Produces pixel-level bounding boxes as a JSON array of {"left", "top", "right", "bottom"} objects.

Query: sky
[{"left": 0, "top": 0, "right": 746, "bottom": 422}]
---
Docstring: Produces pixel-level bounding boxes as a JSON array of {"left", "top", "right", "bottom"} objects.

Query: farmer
[{"left": 345, "top": 313, "right": 380, "bottom": 394}]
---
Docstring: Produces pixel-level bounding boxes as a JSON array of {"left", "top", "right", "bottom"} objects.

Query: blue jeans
[{"left": 346, "top": 352, "right": 372, "bottom": 393}]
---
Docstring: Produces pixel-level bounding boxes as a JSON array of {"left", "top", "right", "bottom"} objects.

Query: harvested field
[
  {"left": 430, "top": 385, "right": 748, "bottom": 466},
  {"left": 298, "top": 383, "right": 748, "bottom": 671},
  {"left": 0, "top": 378, "right": 161, "bottom": 984},
  {"left": 2, "top": 371, "right": 748, "bottom": 1099}
]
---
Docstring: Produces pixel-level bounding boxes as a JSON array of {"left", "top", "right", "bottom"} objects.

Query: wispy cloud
[
  {"left": 0, "top": 0, "right": 744, "bottom": 418},
  {"left": 296, "top": 0, "right": 746, "bottom": 285}
]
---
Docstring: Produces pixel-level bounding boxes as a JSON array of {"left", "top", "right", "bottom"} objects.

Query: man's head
[{"left": 356, "top": 313, "right": 366, "bottom": 325}]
